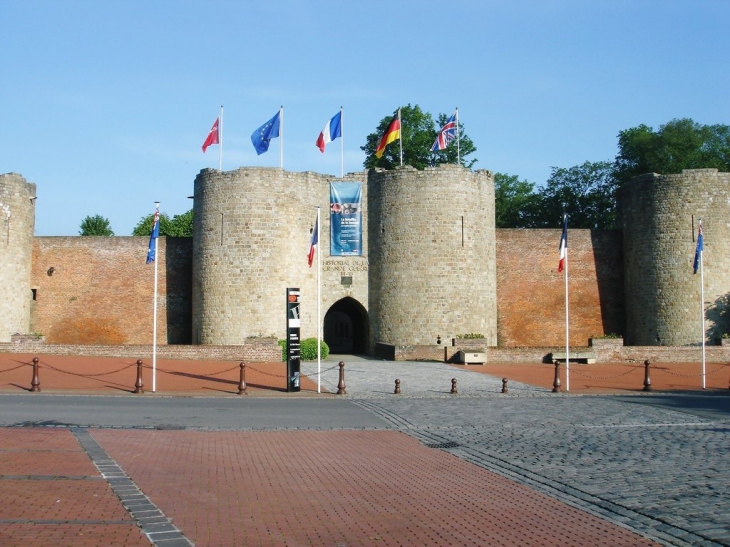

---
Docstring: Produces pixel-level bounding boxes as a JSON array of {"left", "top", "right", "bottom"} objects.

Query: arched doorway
[{"left": 324, "top": 297, "right": 369, "bottom": 354}]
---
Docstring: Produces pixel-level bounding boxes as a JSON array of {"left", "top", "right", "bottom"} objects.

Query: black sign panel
[{"left": 286, "top": 288, "right": 301, "bottom": 392}]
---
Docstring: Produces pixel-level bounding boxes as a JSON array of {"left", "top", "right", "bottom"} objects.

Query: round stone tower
[
  {"left": 367, "top": 165, "right": 497, "bottom": 347},
  {"left": 618, "top": 169, "right": 730, "bottom": 346},
  {"left": 192, "top": 167, "right": 370, "bottom": 345},
  {"left": 0, "top": 173, "right": 37, "bottom": 342}
]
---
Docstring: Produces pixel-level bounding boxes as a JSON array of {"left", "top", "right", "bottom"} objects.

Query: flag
[
  {"left": 375, "top": 114, "right": 401, "bottom": 158},
  {"left": 251, "top": 110, "right": 281, "bottom": 155},
  {"left": 316, "top": 111, "right": 342, "bottom": 153},
  {"left": 431, "top": 111, "right": 457, "bottom": 151},
  {"left": 558, "top": 214, "right": 568, "bottom": 273},
  {"left": 693, "top": 220, "right": 703, "bottom": 274},
  {"left": 146, "top": 205, "right": 160, "bottom": 264},
  {"left": 308, "top": 216, "right": 319, "bottom": 268},
  {"left": 201, "top": 118, "right": 219, "bottom": 153}
]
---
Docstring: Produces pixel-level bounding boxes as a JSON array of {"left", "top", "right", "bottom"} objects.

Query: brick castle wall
[
  {"left": 496, "top": 229, "right": 625, "bottom": 347},
  {"left": 30, "top": 236, "right": 192, "bottom": 345}
]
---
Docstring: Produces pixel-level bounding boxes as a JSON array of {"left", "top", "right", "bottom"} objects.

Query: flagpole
[
  {"left": 699, "top": 220, "right": 706, "bottom": 389},
  {"left": 564, "top": 217, "right": 570, "bottom": 393},
  {"left": 398, "top": 108, "right": 403, "bottom": 167},
  {"left": 279, "top": 106, "right": 284, "bottom": 169},
  {"left": 317, "top": 205, "right": 322, "bottom": 393},
  {"left": 219, "top": 105, "right": 223, "bottom": 170},
  {"left": 339, "top": 106, "right": 344, "bottom": 178},
  {"left": 152, "top": 201, "right": 160, "bottom": 393},
  {"left": 455, "top": 107, "right": 460, "bottom": 166}
]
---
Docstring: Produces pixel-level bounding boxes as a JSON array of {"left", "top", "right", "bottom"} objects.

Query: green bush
[{"left": 278, "top": 338, "right": 330, "bottom": 361}]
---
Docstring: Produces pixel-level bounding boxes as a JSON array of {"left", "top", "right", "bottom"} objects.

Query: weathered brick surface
[
  {"left": 0, "top": 174, "right": 36, "bottom": 342},
  {"left": 29, "top": 236, "right": 191, "bottom": 345},
  {"left": 496, "top": 229, "right": 625, "bottom": 347}
]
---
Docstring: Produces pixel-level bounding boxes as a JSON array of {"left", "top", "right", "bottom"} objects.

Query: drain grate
[{"left": 425, "top": 441, "right": 460, "bottom": 449}]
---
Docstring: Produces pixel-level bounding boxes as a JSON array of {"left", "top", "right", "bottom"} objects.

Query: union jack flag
[{"left": 431, "top": 111, "right": 457, "bottom": 151}]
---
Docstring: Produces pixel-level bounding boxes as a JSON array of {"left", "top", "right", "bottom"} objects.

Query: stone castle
[{"left": 1, "top": 167, "right": 728, "bottom": 355}]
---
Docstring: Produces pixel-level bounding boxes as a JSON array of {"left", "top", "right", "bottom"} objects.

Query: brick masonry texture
[
  {"left": 0, "top": 173, "right": 36, "bottom": 342},
  {"left": 30, "top": 236, "right": 191, "bottom": 345},
  {"left": 3, "top": 167, "right": 729, "bottom": 353}
]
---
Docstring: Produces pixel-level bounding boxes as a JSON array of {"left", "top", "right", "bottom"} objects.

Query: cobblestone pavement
[
  {"left": 0, "top": 355, "right": 728, "bottom": 546},
  {"left": 301, "top": 357, "right": 730, "bottom": 546}
]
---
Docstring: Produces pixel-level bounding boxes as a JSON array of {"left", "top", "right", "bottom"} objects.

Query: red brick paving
[
  {"left": 0, "top": 428, "right": 148, "bottom": 547},
  {"left": 93, "top": 429, "right": 661, "bottom": 547}
]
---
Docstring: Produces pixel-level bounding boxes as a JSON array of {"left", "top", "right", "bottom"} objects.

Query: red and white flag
[
  {"left": 558, "top": 214, "right": 568, "bottom": 272},
  {"left": 202, "top": 117, "right": 220, "bottom": 153}
]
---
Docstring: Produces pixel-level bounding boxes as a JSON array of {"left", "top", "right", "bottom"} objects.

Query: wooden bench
[
  {"left": 457, "top": 351, "right": 486, "bottom": 365},
  {"left": 551, "top": 352, "right": 596, "bottom": 364}
]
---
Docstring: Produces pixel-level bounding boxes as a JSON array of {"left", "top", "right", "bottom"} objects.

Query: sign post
[{"left": 286, "top": 288, "right": 301, "bottom": 392}]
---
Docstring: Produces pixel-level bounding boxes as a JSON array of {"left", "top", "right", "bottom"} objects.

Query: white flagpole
[
  {"left": 279, "top": 106, "right": 284, "bottom": 169},
  {"left": 152, "top": 202, "right": 160, "bottom": 392},
  {"left": 339, "top": 106, "right": 344, "bottom": 178},
  {"left": 564, "top": 228, "right": 570, "bottom": 393},
  {"left": 699, "top": 220, "right": 706, "bottom": 389},
  {"left": 219, "top": 105, "right": 223, "bottom": 171},
  {"left": 317, "top": 206, "right": 322, "bottom": 393},
  {"left": 398, "top": 108, "right": 403, "bottom": 167},
  {"left": 455, "top": 107, "right": 460, "bottom": 166}
]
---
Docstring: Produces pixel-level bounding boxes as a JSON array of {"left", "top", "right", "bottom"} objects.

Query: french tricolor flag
[
  {"left": 308, "top": 216, "right": 319, "bottom": 268},
  {"left": 558, "top": 214, "right": 568, "bottom": 273},
  {"left": 316, "top": 110, "right": 342, "bottom": 153}
]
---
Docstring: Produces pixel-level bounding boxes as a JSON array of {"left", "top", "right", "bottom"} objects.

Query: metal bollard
[
  {"left": 502, "top": 378, "right": 508, "bottom": 394},
  {"left": 337, "top": 361, "right": 347, "bottom": 395},
  {"left": 30, "top": 357, "right": 40, "bottom": 392},
  {"left": 643, "top": 359, "right": 652, "bottom": 392},
  {"left": 237, "top": 362, "right": 247, "bottom": 395},
  {"left": 394, "top": 378, "right": 401, "bottom": 395},
  {"left": 451, "top": 378, "right": 458, "bottom": 394},
  {"left": 133, "top": 360, "right": 144, "bottom": 394},
  {"left": 552, "top": 360, "right": 561, "bottom": 393}
]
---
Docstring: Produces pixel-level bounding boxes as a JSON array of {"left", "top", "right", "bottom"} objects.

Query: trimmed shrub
[{"left": 278, "top": 338, "right": 330, "bottom": 361}]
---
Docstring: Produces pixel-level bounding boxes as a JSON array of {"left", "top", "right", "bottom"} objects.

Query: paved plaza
[{"left": 0, "top": 355, "right": 728, "bottom": 546}]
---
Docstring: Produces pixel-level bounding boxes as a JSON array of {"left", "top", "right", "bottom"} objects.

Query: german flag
[{"left": 375, "top": 113, "right": 401, "bottom": 158}]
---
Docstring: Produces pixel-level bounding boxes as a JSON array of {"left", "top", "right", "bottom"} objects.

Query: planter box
[
  {"left": 457, "top": 351, "right": 486, "bottom": 365},
  {"left": 589, "top": 337, "right": 623, "bottom": 348}
]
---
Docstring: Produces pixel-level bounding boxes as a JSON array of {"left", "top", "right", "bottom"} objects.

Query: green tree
[
  {"left": 132, "top": 209, "right": 194, "bottom": 237},
  {"left": 493, "top": 173, "right": 542, "bottom": 228},
  {"left": 79, "top": 214, "right": 114, "bottom": 236},
  {"left": 614, "top": 118, "right": 730, "bottom": 185},
  {"left": 361, "top": 104, "right": 477, "bottom": 170},
  {"left": 535, "top": 161, "right": 617, "bottom": 230}
]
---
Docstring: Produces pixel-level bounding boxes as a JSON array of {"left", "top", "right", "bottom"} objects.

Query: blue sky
[{"left": 2, "top": 0, "right": 729, "bottom": 236}]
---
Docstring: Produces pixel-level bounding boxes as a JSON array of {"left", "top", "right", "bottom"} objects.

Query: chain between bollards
[
  {"left": 337, "top": 361, "right": 347, "bottom": 395},
  {"left": 643, "top": 359, "right": 652, "bottom": 392},
  {"left": 237, "top": 362, "right": 247, "bottom": 395},
  {"left": 552, "top": 360, "right": 561, "bottom": 393},
  {"left": 30, "top": 357, "right": 40, "bottom": 392},
  {"left": 394, "top": 378, "right": 401, "bottom": 395},
  {"left": 133, "top": 360, "right": 144, "bottom": 394}
]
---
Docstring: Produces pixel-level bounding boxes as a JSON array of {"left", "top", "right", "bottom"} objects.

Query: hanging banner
[{"left": 330, "top": 181, "right": 362, "bottom": 256}]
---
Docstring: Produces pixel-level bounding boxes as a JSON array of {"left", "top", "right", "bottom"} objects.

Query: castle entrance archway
[{"left": 323, "top": 297, "right": 368, "bottom": 354}]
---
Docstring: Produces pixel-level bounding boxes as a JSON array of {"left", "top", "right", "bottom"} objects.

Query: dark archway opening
[{"left": 323, "top": 297, "right": 369, "bottom": 354}]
